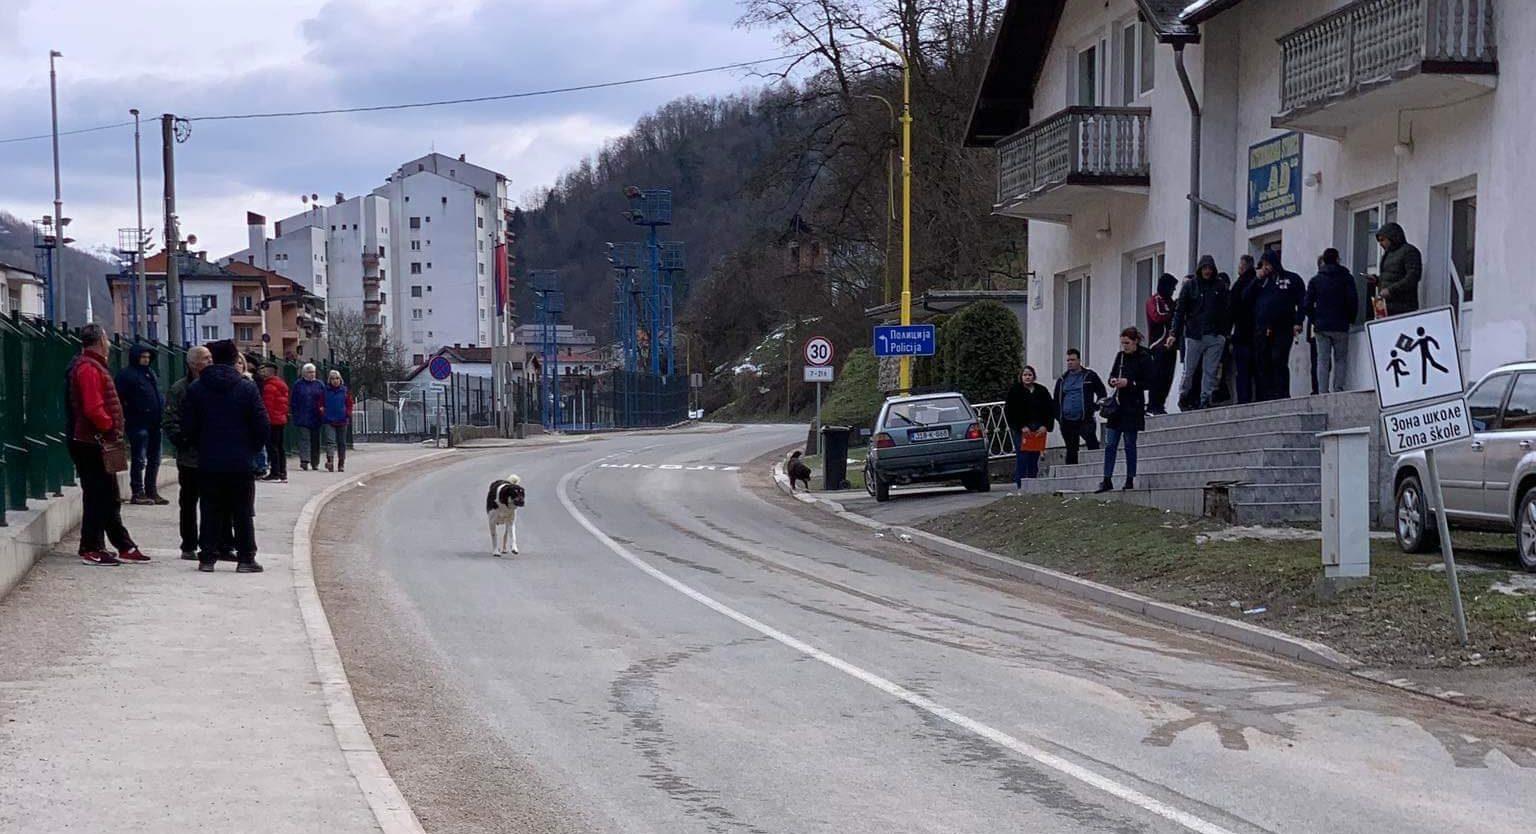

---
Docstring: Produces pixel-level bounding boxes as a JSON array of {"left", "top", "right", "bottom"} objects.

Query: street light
[
  {"left": 48, "top": 50, "right": 65, "bottom": 325},
  {"left": 870, "top": 36, "right": 913, "bottom": 392},
  {"left": 131, "top": 108, "right": 148, "bottom": 339}
]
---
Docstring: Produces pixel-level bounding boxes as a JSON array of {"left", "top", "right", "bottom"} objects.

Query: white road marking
[
  {"left": 597, "top": 463, "right": 741, "bottom": 471},
  {"left": 556, "top": 462, "right": 1239, "bottom": 834}
]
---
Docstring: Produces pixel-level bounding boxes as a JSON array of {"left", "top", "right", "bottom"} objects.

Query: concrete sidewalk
[{"left": 0, "top": 444, "right": 438, "bottom": 834}]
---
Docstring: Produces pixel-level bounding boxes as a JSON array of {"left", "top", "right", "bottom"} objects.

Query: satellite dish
[
  {"left": 311, "top": 193, "right": 319, "bottom": 202},
  {"left": 186, "top": 234, "right": 198, "bottom": 246},
  {"left": 302, "top": 195, "right": 309, "bottom": 204}
]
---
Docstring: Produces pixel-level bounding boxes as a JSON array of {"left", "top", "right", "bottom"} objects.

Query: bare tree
[{"left": 325, "top": 309, "right": 408, "bottom": 397}]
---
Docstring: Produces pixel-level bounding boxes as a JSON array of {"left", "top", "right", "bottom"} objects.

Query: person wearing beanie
[
  {"left": 1145, "top": 273, "right": 1179, "bottom": 415},
  {"left": 1245, "top": 249, "right": 1306, "bottom": 401},
  {"left": 184, "top": 340, "right": 269, "bottom": 573},
  {"left": 1169, "top": 254, "right": 1232, "bottom": 410}
]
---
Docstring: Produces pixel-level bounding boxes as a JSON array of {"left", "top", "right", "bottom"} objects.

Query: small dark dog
[{"left": 786, "top": 450, "right": 813, "bottom": 492}]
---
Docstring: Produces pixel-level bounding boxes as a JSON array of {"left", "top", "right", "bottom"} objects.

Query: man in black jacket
[
  {"left": 163, "top": 345, "right": 213, "bottom": 561},
  {"left": 185, "top": 340, "right": 269, "bottom": 573},
  {"left": 1053, "top": 348, "right": 1107, "bottom": 465},
  {"left": 1375, "top": 222, "right": 1422, "bottom": 316},
  {"left": 1305, "top": 248, "right": 1360, "bottom": 393},
  {"left": 114, "top": 344, "right": 167, "bottom": 505},
  {"left": 1249, "top": 250, "right": 1306, "bottom": 401},
  {"left": 1169, "top": 255, "right": 1232, "bottom": 410},
  {"left": 1230, "top": 255, "right": 1259, "bottom": 404}
]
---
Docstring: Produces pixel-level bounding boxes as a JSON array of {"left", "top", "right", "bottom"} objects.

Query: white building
[
  {"left": 968, "top": 0, "right": 1522, "bottom": 391},
  {"left": 0, "top": 261, "right": 45, "bottom": 319},
  {"left": 373, "top": 153, "right": 508, "bottom": 362}
]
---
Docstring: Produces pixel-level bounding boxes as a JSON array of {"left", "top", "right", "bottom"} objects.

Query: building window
[
  {"left": 409, "top": 217, "right": 421, "bottom": 229},
  {"left": 202, "top": 325, "right": 219, "bottom": 341},
  {"left": 426, "top": 262, "right": 432, "bottom": 269},
  {"left": 411, "top": 262, "right": 422, "bottom": 275},
  {"left": 411, "top": 240, "right": 421, "bottom": 251},
  {"left": 477, "top": 217, "right": 484, "bottom": 229},
  {"left": 412, "top": 309, "right": 423, "bottom": 320},
  {"left": 441, "top": 196, "right": 448, "bottom": 205},
  {"left": 411, "top": 285, "right": 423, "bottom": 298},
  {"left": 1350, "top": 198, "right": 1399, "bottom": 278},
  {"left": 1057, "top": 273, "right": 1090, "bottom": 373},
  {"left": 1076, "top": 41, "right": 1103, "bottom": 106},
  {"left": 479, "top": 285, "right": 485, "bottom": 296},
  {"left": 237, "top": 325, "right": 255, "bottom": 342},
  {"left": 1120, "top": 20, "right": 1155, "bottom": 104},
  {"left": 1126, "top": 249, "right": 1165, "bottom": 326},
  {"left": 478, "top": 240, "right": 484, "bottom": 252},
  {"left": 202, "top": 294, "right": 218, "bottom": 310},
  {"left": 1450, "top": 193, "right": 1476, "bottom": 304},
  {"left": 478, "top": 263, "right": 485, "bottom": 275},
  {"left": 380, "top": 291, "right": 386, "bottom": 304},
  {"left": 379, "top": 246, "right": 386, "bottom": 257},
  {"left": 413, "top": 354, "right": 425, "bottom": 366},
  {"left": 480, "top": 309, "right": 486, "bottom": 320}
]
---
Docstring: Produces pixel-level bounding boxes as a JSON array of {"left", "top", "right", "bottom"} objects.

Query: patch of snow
[
  {"left": 1197, "top": 525, "right": 1323, "bottom": 544},
  {"left": 1489, "top": 574, "right": 1536, "bottom": 597}
]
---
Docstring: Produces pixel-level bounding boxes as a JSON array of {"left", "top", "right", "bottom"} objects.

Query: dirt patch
[{"left": 921, "top": 494, "right": 1536, "bottom": 671}]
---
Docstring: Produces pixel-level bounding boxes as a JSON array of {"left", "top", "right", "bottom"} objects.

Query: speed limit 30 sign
[{"left": 804, "top": 336, "right": 834, "bottom": 367}]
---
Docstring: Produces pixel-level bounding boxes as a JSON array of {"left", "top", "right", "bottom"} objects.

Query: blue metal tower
[
  {"left": 529, "top": 270, "right": 562, "bottom": 429},
  {"left": 622, "top": 187, "right": 682, "bottom": 378}
]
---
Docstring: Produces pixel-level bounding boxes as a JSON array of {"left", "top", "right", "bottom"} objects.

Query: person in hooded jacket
[
  {"left": 184, "top": 340, "right": 269, "bottom": 573},
  {"left": 1305, "top": 247, "right": 1360, "bottom": 393},
  {"left": 1144, "top": 273, "right": 1178, "bottom": 415},
  {"left": 322, "top": 369, "right": 354, "bottom": 473},
  {"left": 1169, "top": 255, "right": 1232, "bottom": 410},
  {"left": 290, "top": 363, "right": 325, "bottom": 471},
  {"left": 114, "top": 343, "right": 168, "bottom": 505},
  {"left": 1374, "top": 222, "right": 1422, "bottom": 316},
  {"left": 1229, "top": 255, "right": 1259, "bottom": 404},
  {"left": 1247, "top": 249, "right": 1306, "bottom": 401}
]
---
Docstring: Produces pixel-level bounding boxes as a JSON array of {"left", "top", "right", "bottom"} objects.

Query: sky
[{"left": 0, "top": 0, "right": 787, "bottom": 261}]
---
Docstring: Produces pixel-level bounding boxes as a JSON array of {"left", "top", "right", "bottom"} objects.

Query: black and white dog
[{"left": 485, "top": 476, "right": 526, "bottom": 557}]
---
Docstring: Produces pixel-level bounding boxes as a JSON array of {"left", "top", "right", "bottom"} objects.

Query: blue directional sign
[{"left": 873, "top": 324, "right": 936, "bottom": 357}]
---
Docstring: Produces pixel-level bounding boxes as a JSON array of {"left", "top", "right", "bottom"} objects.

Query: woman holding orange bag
[{"left": 1004, "top": 366, "right": 1054, "bottom": 487}]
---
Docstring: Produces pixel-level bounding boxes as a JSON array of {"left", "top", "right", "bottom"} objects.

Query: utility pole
[
  {"left": 48, "top": 50, "right": 65, "bottom": 325},
  {"left": 131, "top": 108, "right": 147, "bottom": 339},
  {"left": 162, "top": 114, "right": 183, "bottom": 346}
]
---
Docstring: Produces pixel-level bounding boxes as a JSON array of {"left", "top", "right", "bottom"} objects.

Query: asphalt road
[{"left": 315, "top": 425, "right": 1536, "bottom": 834}]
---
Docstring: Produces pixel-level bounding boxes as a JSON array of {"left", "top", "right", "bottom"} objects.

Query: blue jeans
[
  {"left": 128, "top": 426, "right": 161, "bottom": 498},
  {"left": 1103, "top": 427, "right": 1138, "bottom": 482},
  {"left": 1014, "top": 449, "right": 1041, "bottom": 484}
]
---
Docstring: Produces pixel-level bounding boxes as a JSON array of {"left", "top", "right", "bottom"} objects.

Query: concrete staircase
[{"left": 1019, "top": 391, "right": 1383, "bottom": 525}]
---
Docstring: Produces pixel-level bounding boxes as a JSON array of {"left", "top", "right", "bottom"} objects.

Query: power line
[{"left": 0, "top": 56, "right": 791, "bottom": 144}]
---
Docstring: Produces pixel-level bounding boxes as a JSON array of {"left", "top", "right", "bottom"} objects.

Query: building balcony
[
  {"left": 231, "top": 308, "right": 264, "bottom": 323},
  {"left": 993, "top": 106, "right": 1150, "bottom": 225},
  {"left": 1274, "top": 0, "right": 1497, "bottom": 138}
]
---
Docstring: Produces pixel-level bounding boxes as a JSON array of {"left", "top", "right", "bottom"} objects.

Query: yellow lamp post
[{"left": 873, "top": 36, "right": 913, "bottom": 392}]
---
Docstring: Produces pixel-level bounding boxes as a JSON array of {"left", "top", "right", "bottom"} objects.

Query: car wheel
[
  {"left": 864, "top": 463, "right": 876, "bottom": 499},
  {"left": 874, "top": 472, "right": 891, "bottom": 503},
  {"left": 1395, "top": 474, "right": 1438, "bottom": 554},
  {"left": 1517, "top": 489, "right": 1536, "bottom": 573},
  {"left": 966, "top": 470, "right": 991, "bottom": 493}
]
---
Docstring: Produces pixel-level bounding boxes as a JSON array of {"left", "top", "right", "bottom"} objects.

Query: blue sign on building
[
  {"left": 1247, "top": 132, "right": 1303, "bottom": 228},
  {"left": 873, "top": 324, "right": 937, "bottom": 357}
]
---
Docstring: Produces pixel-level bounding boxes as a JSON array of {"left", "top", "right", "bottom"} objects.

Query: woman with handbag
[
  {"left": 64, "top": 324, "right": 149, "bottom": 566},
  {"left": 1096, "top": 327, "right": 1150, "bottom": 494},
  {"left": 1004, "top": 365, "right": 1054, "bottom": 486}
]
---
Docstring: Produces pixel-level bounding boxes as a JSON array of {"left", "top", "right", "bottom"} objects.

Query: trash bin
[{"left": 820, "top": 425, "right": 851, "bottom": 491}]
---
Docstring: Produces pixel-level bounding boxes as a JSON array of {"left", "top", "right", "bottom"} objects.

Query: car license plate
[{"left": 909, "top": 428, "right": 951, "bottom": 442}]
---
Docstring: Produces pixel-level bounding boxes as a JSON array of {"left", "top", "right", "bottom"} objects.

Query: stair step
[
  {"left": 1137, "top": 411, "right": 1330, "bottom": 442},
  {"left": 1074, "top": 431, "right": 1321, "bottom": 464},
  {"left": 1026, "top": 466, "right": 1318, "bottom": 492},
  {"left": 1145, "top": 390, "right": 1376, "bottom": 430},
  {"left": 1058, "top": 448, "right": 1320, "bottom": 477}
]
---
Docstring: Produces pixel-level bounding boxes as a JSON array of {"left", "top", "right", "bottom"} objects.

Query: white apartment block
[
  {"left": 968, "top": 0, "right": 1523, "bottom": 393},
  {"left": 373, "top": 153, "right": 508, "bottom": 362},
  {"left": 227, "top": 211, "right": 329, "bottom": 300}
]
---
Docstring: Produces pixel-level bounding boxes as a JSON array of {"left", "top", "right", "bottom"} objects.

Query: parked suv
[
  {"left": 864, "top": 393, "right": 990, "bottom": 502},
  {"left": 1393, "top": 360, "right": 1536, "bottom": 570}
]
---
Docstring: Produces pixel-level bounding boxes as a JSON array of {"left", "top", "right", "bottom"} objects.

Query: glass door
[{"left": 1449, "top": 192, "right": 1476, "bottom": 366}]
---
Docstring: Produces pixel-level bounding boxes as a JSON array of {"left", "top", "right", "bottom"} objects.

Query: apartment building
[
  {"left": 0, "top": 262, "right": 45, "bottom": 319},
  {"left": 968, "top": 0, "right": 1519, "bottom": 391}
]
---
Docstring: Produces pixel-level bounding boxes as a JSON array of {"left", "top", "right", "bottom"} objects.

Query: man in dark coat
[
  {"left": 1170, "top": 255, "right": 1232, "bottom": 410},
  {"left": 1052, "top": 348, "right": 1107, "bottom": 465},
  {"left": 1375, "top": 222, "right": 1422, "bottom": 316},
  {"left": 1229, "top": 255, "right": 1259, "bottom": 404},
  {"left": 1248, "top": 249, "right": 1306, "bottom": 401},
  {"left": 184, "top": 340, "right": 270, "bottom": 573},
  {"left": 163, "top": 345, "right": 213, "bottom": 561},
  {"left": 1305, "top": 248, "right": 1360, "bottom": 393},
  {"left": 114, "top": 343, "right": 168, "bottom": 505}
]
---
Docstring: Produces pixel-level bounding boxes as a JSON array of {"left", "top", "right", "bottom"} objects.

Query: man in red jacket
[
  {"left": 65, "top": 324, "right": 149, "bottom": 566},
  {"left": 258, "top": 362, "right": 290, "bottom": 483}
]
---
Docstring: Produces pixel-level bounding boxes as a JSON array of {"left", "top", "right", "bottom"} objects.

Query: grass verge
[
  {"left": 798, "top": 451, "right": 867, "bottom": 492},
  {"left": 921, "top": 494, "right": 1536, "bottom": 669}
]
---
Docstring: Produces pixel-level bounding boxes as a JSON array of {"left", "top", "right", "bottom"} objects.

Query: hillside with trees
[
  {"left": 0, "top": 212, "right": 116, "bottom": 326},
  {"left": 513, "top": 0, "right": 1027, "bottom": 418}
]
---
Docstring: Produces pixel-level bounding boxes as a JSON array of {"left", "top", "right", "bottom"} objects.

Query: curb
[
  {"left": 292, "top": 449, "right": 457, "bottom": 834},
  {"left": 771, "top": 463, "right": 1357, "bottom": 671}
]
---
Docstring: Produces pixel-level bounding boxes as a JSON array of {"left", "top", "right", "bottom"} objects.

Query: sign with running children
[{"left": 1367, "top": 306, "right": 1469, "bottom": 454}]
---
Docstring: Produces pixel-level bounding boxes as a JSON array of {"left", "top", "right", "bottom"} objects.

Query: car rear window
[{"left": 886, "top": 397, "right": 972, "bottom": 427}]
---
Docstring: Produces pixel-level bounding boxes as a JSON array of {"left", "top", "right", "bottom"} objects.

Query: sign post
[
  {"left": 1367, "top": 306, "right": 1470, "bottom": 644},
  {"left": 805, "top": 337, "right": 834, "bottom": 456}
]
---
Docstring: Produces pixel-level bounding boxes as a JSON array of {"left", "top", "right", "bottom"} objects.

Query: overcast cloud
[{"left": 0, "top": 0, "right": 785, "bottom": 259}]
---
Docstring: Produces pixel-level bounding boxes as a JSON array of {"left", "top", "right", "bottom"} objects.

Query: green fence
[{"left": 0, "top": 312, "right": 350, "bottom": 527}]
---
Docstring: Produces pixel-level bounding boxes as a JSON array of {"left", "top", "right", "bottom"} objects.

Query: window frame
[
  {"left": 1467, "top": 372, "right": 1513, "bottom": 432},
  {"left": 1496, "top": 372, "right": 1536, "bottom": 432}
]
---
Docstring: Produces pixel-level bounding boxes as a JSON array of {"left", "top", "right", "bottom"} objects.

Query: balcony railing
[
  {"left": 996, "top": 106, "right": 1151, "bottom": 206},
  {"left": 1278, "top": 0, "right": 1496, "bottom": 116}
]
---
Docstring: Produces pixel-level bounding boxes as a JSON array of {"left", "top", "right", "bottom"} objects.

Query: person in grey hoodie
[{"left": 1375, "top": 222, "right": 1422, "bottom": 316}]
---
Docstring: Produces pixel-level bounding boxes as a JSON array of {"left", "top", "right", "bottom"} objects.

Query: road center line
[{"left": 556, "top": 461, "right": 1239, "bottom": 834}]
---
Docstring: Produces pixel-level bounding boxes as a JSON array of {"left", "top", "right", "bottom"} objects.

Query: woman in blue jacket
[
  {"left": 321, "top": 369, "right": 353, "bottom": 472},
  {"left": 289, "top": 363, "right": 326, "bottom": 471}
]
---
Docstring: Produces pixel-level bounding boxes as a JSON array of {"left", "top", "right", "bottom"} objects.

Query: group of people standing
[
  {"left": 65, "top": 324, "right": 354, "bottom": 571},
  {"left": 999, "top": 223, "right": 1423, "bottom": 495}
]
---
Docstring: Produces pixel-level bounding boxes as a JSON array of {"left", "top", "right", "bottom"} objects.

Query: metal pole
[
  {"left": 131, "top": 109, "right": 147, "bottom": 339},
  {"left": 48, "top": 51, "right": 64, "bottom": 326},
  {"left": 815, "top": 381, "right": 822, "bottom": 457},
  {"left": 1174, "top": 44, "right": 1202, "bottom": 275},
  {"left": 161, "top": 114, "right": 183, "bottom": 346},
  {"left": 898, "top": 51, "right": 913, "bottom": 392},
  {"left": 1422, "top": 448, "right": 1470, "bottom": 644}
]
